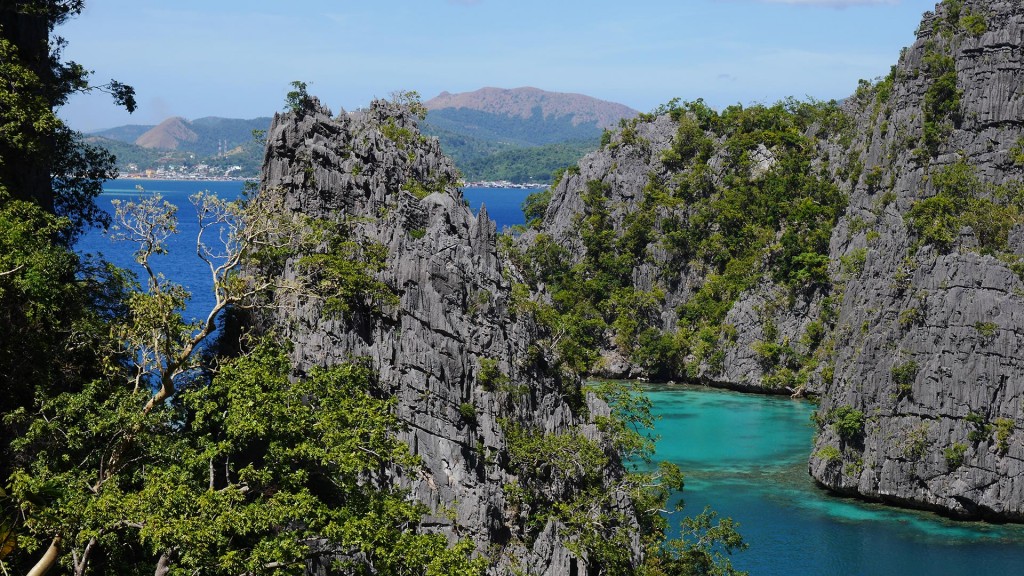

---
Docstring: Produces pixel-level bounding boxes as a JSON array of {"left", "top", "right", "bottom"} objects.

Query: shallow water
[{"left": 646, "top": 383, "right": 1024, "bottom": 575}]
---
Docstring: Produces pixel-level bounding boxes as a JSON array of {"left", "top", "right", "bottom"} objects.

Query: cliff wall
[
  {"left": 809, "top": 0, "right": 1024, "bottom": 519},
  {"left": 254, "top": 98, "right": 641, "bottom": 573}
]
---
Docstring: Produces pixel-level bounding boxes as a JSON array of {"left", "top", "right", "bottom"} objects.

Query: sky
[{"left": 59, "top": 0, "right": 941, "bottom": 133}]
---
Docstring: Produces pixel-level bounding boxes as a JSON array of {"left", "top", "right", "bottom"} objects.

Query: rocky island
[{"left": 247, "top": 0, "right": 1024, "bottom": 570}]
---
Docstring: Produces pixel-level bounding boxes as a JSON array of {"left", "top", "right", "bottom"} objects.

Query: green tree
[
  {"left": 521, "top": 187, "right": 552, "bottom": 227},
  {"left": 1, "top": 0, "right": 134, "bottom": 235},
  {"left": 11, "top": 339, "right": 484, "bottom": 575},
  {"left": 5, "top": 191, "right": 482, "bottom": 575},
  {"left": 1, "top": 0, "right": 137, "bottom": 510},
  {"left": 284, "top": 80, "right": 311, "bottom": 112},
  {"left": 907, "top": 161, "right": 1021, "bottom": 254}
]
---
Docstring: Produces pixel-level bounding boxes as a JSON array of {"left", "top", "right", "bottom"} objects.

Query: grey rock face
[
  {"left": 528, "top": 0, "right": 1024, "bottom": 520},
  {"left": 530, "top": 105, "right": 829, "bottom": 393},
  {"left": 808, "top": 0, "right": 1024, "bottom": 520},
  {"left": 255, "top": 98, "right": 639, "bottom": 571}
]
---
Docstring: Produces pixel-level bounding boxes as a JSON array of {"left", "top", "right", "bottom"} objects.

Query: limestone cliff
[
  {"left": 808, "top": 0, "right": 1024, "bottom": 520},
  {"left": 524, "top": 100, "right": 840, "bottom": 393},
  {"left": 526, "top": 0, "right": 1024, "bottom": 520},
  {"left": 253, "top": 97, "right": 642, "bottom": 573}
]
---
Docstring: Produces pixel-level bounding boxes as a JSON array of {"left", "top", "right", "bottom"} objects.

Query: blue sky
[{"left": 60, "top": 0, "right": 939, "bottom": 132}]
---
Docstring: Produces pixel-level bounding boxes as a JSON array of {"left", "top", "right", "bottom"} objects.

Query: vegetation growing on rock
[{"left": 513, "top": 97, "right": 849, "bottom": 386}]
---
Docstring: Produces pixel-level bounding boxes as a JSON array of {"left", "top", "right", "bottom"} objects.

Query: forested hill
[
  {"left": 86, "top": 88, "right": 637, "bottom": 183},
  {"left": 422, "top": 87, "right": 638, "bottom": 182},
  {"left": 94, "top": 116, "right": 273, "bottom": 156},
  {"left": 426, "top": 87, "right": 635, "bottom": 128},
  {"left": 87, "top": 116, "right": 272, "bottom": 178}
]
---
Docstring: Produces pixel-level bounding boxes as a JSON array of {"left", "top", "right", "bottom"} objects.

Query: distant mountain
[
  {"left": 86, "top": 116, "right": 273, "bottom": 178},
  {"left": 425, "top": 87, "right": 636, "bottom": 130},
  {"left": 422, "top": 87, "right": 637, "bottom": 182},
  {"left": 131, "top": 116, "right": 271, "bottom": 157},
  {"left": 91, "top": 123, "right": 155, "bottom": 144},
  {"left": 86, "top": 88, "right": 638, "bottom": 184},
  {"left": 136, "top": 117, "right": 199, "bottom": 150}
]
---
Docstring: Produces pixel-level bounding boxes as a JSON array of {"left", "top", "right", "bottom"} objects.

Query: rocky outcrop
[
  {"left": 526, "top": 105, "right": 835, "bottom": 393},
  {"left": 808, "top": 0, "right": 1024, "bottom": 520},
  {"left": 254, "top": 98, "right": 640, "bottom": 572},
  {"left": 527, "top": 0, "right": 1024, "bottom": 520}
]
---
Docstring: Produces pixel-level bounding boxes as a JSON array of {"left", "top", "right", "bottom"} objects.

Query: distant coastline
[
  {"left": 117, "top": 174, "right": 255, "bottom": 182},
  {"left": 465, "top": 180, "right": 547, "bottom": 189}
]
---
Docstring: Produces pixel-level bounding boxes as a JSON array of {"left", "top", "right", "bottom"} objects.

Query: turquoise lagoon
[{"left": 646, "top": 384, "right": 1024, "bottom": 575}]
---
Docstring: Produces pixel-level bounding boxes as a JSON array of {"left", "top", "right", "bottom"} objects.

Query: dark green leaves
[{"left": 296, "top": 219, "right": 398, "bottom": 319}]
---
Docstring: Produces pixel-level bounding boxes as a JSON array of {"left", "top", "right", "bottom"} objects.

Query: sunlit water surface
[{"left": 646, "top": 384, "right": 1024, "bottom": 575}]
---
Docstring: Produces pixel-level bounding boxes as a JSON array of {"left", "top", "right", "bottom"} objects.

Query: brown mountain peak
[{"left": 135, "top": 117, "right": 199, "bottom": 150}]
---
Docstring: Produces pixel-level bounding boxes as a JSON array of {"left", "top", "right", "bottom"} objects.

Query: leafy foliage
[
  {"left": 944, "top": 442, "right": 967, "bottom": 469},
  {"left": 2, "top": 188, "right": 484, "bottom": 575},
  {"left": 891, "top": 360, "right": 918, "bottom": 398},
  {"left": 296, "top": 219, "right": 397, "bottom": 319},
  {"left": 920, "top": 41, "right": 961, "bottom": 156},
  {"left": 994, "top": 418, "right": 1014, "bottom": 455},
  {"left": 515, "top": 98, "right": 848, "bottom": 381},
  {"left": 9, "top": 338, "right": 484, "bottom": 575},
  {"left": 817, "top": 445, "right": 842, "bottom": 463},
  {"left": 501, "top": 380, "right": 746, "bottom": 575},
  {"left": 907, "top": 161, "right": 1022, "bottom": 254},
  {"left": 522, "top": 187, "right": 552, "bottom": 228},
  {"left": 933, "top": 0, "right": 987, "bottom": 39},
  {"left": 965, "top": 411, "right": 994, "bottom": 444},
  {"left": 476, "top": 357, "right": 508, "bottom": 391},
  {"left": 828, "top": 405, "right": 865, "bottom": 441},
  {"left": 0, "top": 1, "right": 134, "bottom": 240},
  {"left": 284, "top": 80, "right": 311, "bottom": 112},
  {"left": 0, "top": 193, "right": 123, "bottom": 489}
]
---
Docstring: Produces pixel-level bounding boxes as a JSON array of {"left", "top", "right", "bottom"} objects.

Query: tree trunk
[
  {"left": 26, "top": 535, "right": 61, "bottom": 576},
  {"left": 154, "top": 548, "right": 177, "bottom": 576}
]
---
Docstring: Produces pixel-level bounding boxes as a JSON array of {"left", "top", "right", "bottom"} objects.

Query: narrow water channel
[{"left": 646, "top": 383, "right": 1024, "bottom": 575}]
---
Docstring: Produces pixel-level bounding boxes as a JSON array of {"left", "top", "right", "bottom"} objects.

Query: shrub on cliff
[{"left": 908, "top": 161, "right": 1021, "bottom": 254}]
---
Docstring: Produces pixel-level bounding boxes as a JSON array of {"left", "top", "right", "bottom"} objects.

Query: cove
[{"left": 646, "top": 383, "right": 1024, "bottom": 575}]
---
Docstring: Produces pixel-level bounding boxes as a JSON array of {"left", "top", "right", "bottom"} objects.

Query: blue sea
[
  {"left": 78, "top": 180, "right": 539, "bottom": 320},
  {"left": 78, "top": 180, "right": 1024, "bottom": 575}
]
